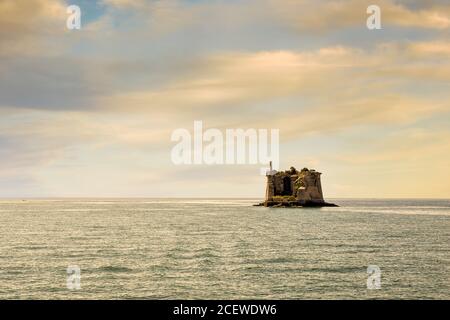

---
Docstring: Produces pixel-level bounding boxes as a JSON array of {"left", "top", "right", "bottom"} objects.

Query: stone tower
[{"left": 262, "top": 166, "right": 336, "bottom": 207}]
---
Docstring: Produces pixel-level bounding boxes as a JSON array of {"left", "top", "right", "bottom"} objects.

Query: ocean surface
[{"left": 0, "top": 199, "right": 448, "bottom": 300}]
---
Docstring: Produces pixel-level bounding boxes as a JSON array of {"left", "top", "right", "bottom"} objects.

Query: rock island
[{"left": 257, "top": 162, "right": 338, "bottom": 208}]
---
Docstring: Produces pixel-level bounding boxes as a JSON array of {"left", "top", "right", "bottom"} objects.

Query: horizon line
[{"left": 0, "top": 197, "right": 449, "bottom": 200}]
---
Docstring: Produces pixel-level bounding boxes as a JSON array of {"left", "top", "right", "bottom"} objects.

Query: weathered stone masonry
[{"left": 261, "top": 163, "right": 337, "bottom": 208}]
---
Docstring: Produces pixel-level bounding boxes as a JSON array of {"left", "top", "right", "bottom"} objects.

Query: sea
[{"left": 0, "top": 199, "right": 448, "bottom": 299}]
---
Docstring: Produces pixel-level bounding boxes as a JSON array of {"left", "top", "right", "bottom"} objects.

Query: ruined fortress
[{"left": 259, "top": 163, "right": 337, "bottom": 207}]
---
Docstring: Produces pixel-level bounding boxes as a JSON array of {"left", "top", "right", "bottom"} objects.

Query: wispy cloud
[{"left": 269, "top": 0, "right": 450, "bottom": 32}]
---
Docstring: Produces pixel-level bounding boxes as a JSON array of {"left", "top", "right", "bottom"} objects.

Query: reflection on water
[{"left": 0, "top": 199, "right": 449, "bottom": 299}]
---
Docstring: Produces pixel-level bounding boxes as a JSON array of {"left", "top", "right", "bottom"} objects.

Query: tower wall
[{"left": 265, "top": 175, "right": 274, "bottom": 201}]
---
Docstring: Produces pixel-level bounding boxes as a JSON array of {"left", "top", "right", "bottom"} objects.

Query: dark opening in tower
[{"left": 282, "top": 176, "right": 292, "bottom": 196}]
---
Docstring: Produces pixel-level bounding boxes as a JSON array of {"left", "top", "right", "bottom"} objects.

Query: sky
[{"left": 0, "top": 0, "right": 449, "bottom": 198}]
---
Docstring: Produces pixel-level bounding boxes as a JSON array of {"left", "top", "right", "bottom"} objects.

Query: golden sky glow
[{"left": 1, "top": 0, "right": 450, "bottom": 198}]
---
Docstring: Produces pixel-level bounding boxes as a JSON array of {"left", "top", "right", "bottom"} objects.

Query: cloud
[
  {"left": 324, "top": 127, "right": 450, "bottom": 198},
  {"left": 97, "top": 0, "right": 206, "bottom": 36},
  {"left": 99, "top": 0, "right": 450, "bottom": 33},
  {"left": 0, "top": 0, "right": 66, "bottom": 58},
  {"left": 97, "top": 41, "right": 450, "bottom": 136},
  {"left": 269, "top": 0, "right": 450, "bottom": 33},
  {"left": 102, "top": 0, "right": 146, "bottom": 8},
  {"left": 334, "top": 129, "right": 450, "bottom": 165},
  {"left": 0, "top": 0, "right": 100, "bottom": 110},
  {"left": 0, "top": 56, "right": 109, "bottom": 110}
]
